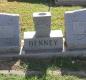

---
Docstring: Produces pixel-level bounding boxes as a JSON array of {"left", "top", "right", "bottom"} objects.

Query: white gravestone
[
  {"left": 0, "top": 13, "right": 20, "bottom": 53},
  {"left": 24, "top": 12, "right": 63, "bottom": 52},
  {"left": 65, "top": 9, "right": 86, "bottom": 50}
]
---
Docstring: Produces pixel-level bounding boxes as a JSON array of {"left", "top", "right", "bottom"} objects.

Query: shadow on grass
[
  {"left": 7, "top": 0, "right": 86, "bottom": 8},
  {"left": 21, "top": 58, "right": 51, "bottom": 79},
  {"left": 53, "top": 57, "right": 86, "bottom": 78},
  {"left": 21, "top": 57, "right": 86, "bottom": 80},
  {"left": 8, "top": 0, "right": 51, "bottom": 3},
  {"left": 8, "top": 0, "right": 54, "bottom": 7}
]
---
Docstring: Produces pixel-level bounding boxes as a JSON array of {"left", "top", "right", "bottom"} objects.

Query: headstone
[
  {"left": 0, "top": 13, "right": 20, "bottom": 53},
  {"left": 65, "top": 9, "right": 86, "bottom": 50},
  {"left": 24, "top": 12, "right": 63, "bottom": 52},
  {"left": 33, "top": 12, "right": 51, "bottom": 37},
  {"left": 55, "top": 0, "right": 86, "bottom": 5},
  {"left": 24, "top": 30, "right": 63, "bottom": 51}
]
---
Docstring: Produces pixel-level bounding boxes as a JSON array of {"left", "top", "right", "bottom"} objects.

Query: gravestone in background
[
  {"left": 55, "top": 0, "right": 86, "bottom": 5},
  {"left": 65, "top": 9, "right": 86, "bottom": 50},
  {"left": 0, "top": 13, "right": 20, "bottom": 53},
  {"left": 24, "top": 12, "right": 63, "bottom": 52}
]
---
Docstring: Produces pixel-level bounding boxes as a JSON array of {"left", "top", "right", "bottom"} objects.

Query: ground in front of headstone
[
  {"left": 47, "top": 59, "right": 86, "bottom": 78},
  {"left": 0, "top": 58, "right": 86, "bottom": 78},
  {"left": 0, "top": 58, "right": 24, "bottom": 70}
]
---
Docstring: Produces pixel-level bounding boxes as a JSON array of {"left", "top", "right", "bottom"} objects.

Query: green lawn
[
  {"left": 0, "top": 1, "right": 82, "bottom": 32},
  {"left": 0, "top": 74, "right": 84, "bottom": 80}
]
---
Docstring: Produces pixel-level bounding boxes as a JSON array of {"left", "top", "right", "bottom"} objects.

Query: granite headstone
[
  {"left": 65, "top": 9, "right": 86, "bottom": 50},
  {"left": 0, "top": 13, "right": 20, "bottom": 53},
  {"left": 24, "top": 12, "right": 63, "bottom": 52}
]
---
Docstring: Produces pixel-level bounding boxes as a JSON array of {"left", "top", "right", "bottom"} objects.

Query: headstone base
[
  {"left": 0, "top": 46, "right": 20, "bottom": 53},
  {"left": 24, "top": 30, "right": 63, "bottom": 52}
]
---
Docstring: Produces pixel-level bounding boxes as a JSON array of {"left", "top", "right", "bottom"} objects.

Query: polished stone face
[
  {"left": 65, "top": 9, "right": 86, "bottom": 50},
  {"left": 25, "top": 38, "right": 62, "bottom": 50},
  {"left": 28, "top": 39, "right": 58, "bottom": 48},
  {"left": 0, "top": 13, "right": 20, "bottom": 52}
]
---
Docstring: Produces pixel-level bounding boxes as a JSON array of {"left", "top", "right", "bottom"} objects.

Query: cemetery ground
[{"left": 0, "top": 1, "right": 86, "bottom": 80}]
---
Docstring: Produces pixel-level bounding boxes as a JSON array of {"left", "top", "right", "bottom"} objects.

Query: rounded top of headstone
[{"left": 33, "top": 12, "right": 51, "bottom": 17}]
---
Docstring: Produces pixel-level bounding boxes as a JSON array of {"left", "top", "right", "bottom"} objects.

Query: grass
[
  {"left": 0, "top": 1, "right": 82, "bottom": 32},
  {"left": 20, "top": 57, "right": 86, "bottom": 80},
  {"left": 0, "top": 74, "right": 84, "bottom": 80}
]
